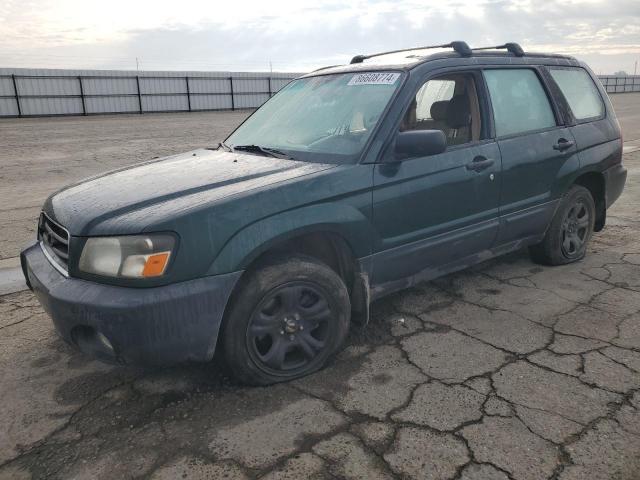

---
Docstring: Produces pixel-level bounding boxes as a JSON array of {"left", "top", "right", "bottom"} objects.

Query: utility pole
[
  {"left": 635, "top": 60, "right": 637, "bottom": 76},
  {"left": 136, "top": 57, "right": 140, "bottom": 71}
]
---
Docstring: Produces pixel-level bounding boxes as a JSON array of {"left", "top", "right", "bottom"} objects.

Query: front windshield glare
[{"left": 226, "top": 72, "right": 403, "bottom": 162}]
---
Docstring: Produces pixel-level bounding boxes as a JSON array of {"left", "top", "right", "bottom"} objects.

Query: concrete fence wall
[
  {"left": 0, "top": 68, "right": 303, "bottom": 117},
  {"left": 599, "top": 75, "right": 640, "bottom": 94},
  {"left": 0, "top": 68, "right": 637, "bottom": 118}
]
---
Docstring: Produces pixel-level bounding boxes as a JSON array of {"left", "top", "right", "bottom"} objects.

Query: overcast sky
[{"left": 1, "top": 0, "right": 638, "bottom": 74}]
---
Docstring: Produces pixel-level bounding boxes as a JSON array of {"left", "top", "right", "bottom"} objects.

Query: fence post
[
  {"left": 229, "top": 76, "right": 235, "bottom": 110},
  {"left": 268, "top": 77, "right": 272, "bottom": 98},
  {"left": 136, "top": 76, "right": 143, "bottom": 113},
  {"left": 11, "top": 74, "right": 21, "bottom": 117},
  {"left": 185, "top": 76, "right": 192, "bottom": 112},
  {"left": 78, "top": 76, "right": 87, "bottom": 115}
]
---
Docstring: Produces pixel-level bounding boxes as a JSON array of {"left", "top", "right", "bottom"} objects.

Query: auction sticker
[{"left": 348, "top": 72, "right": 401, "bottom": 86}]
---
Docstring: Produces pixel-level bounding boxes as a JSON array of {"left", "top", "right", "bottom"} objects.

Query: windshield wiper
[
  {"left": 218, "top": 142, "right": 233, "bottom": 152},
  {"left": 232, "top": 144, "right": 295, "bottom": 160}
]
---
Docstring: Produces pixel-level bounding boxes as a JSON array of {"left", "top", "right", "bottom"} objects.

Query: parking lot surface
[{"left": 1, "top": 96, "right": 640, "bottom": 479}]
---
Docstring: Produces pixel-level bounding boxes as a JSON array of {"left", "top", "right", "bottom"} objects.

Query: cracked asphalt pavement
[{"left": 1, "top": 99, "right": 640, "bottom": 479}]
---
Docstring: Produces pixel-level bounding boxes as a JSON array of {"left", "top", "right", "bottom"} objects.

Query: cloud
[{"left": 0, "top": 0, "right": 638, "bottom": 73}]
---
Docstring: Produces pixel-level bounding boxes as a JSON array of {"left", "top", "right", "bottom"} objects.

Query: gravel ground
[
  {"left": 0, "top": 97, "right": 639, "bottom": 480},
  {"left": 0, "top": 110, "right": 250, "bottom": 260}
]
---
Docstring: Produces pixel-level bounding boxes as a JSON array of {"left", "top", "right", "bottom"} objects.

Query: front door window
[{"left": 400, "top": 73, "right": 483, "bottom": 146}]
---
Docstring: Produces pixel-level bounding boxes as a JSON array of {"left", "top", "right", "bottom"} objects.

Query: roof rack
[
  {"left": 311, "top": 64, "right": 342, "bottom": 73},
  {"left": 350, "top": 41, "right": 472, "bottom": 64},
  {"left": 472, "top": 42, "right": 525, "bottom": 57}
]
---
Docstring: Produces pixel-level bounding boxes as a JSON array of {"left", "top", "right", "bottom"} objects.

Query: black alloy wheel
[
  {"left": 529, "top": 185, "right": 595, "bottom": 266},
  {"left": 560, "top": 200, "right": 591, "bottom": 258},
  {"left": 222, "top": 254, "right": 350, "bottom": 385},
  {"left": 246, "top": 282, "right": 332, "bottom": 374}
]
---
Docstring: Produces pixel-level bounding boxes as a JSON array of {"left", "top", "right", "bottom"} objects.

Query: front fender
[{"left": 207, "top": 202, "right": 376, "bottom": 275}]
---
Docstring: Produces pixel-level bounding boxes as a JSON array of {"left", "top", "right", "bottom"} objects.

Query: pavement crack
[
  {"left": 0, "top": 318, "right": 30, "bottom": 330},
  {"left": 598, "top": 348, "right": 640, "bottom": 374}
]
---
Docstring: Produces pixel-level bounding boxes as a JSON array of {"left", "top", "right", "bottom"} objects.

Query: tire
[
  {"left": 222, "top": 254, "right": 351, "bottom": 385},
  {"left": 529, "top": 185, "right": 596, "bottom": 266}
]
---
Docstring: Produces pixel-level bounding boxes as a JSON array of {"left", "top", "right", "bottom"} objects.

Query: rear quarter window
[{"left": 548, "top": 67, "right": 604, "bottom": 121}]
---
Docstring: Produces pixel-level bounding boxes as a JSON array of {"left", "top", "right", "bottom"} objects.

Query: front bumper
[{"left": 20, "top": 243, "right": 242, "bottom": 366}]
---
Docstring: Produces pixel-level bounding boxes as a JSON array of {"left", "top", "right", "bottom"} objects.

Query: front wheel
[
  {"left": 222, "top": 255, "right": 351, "bottom": 385},
  {"left": 529, "top": 185, "right": 595, "bottom": 265}
]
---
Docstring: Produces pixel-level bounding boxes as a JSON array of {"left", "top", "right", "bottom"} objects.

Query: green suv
[{"left": 21, "top": 41, "right": 627, "bottom": 384}]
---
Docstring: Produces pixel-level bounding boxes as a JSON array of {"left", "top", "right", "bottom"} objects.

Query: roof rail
[
  {"left": 311, "top": 64, "right": 342, "bottom": 73},
  {"left": 472, "top": 42, "right": 525, "bottom": 57},
  {"left": 350, "top": 41, "right": 472, "bottom": 64}
]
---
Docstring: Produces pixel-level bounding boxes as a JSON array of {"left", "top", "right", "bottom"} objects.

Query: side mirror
[{"left": 395, "top": 130, "right": 447, "bottom": 158}]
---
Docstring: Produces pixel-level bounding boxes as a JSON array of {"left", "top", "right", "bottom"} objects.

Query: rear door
[
  {"left": 483, "top": 67, "right": 579, "bottom": 245},
  {"left": 370, "top": 70, "right": 501, "bottom": 288},
  {"left": 546, "top": 66, "right": 621, "bottom": 170}
]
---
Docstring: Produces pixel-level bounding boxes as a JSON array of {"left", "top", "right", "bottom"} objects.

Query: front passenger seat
[
  {"left": 446, "top": 94, "right": 472, "bottom": 145},
  {"left": 429, "top": 100, "right": 450, "bottom": 133}
]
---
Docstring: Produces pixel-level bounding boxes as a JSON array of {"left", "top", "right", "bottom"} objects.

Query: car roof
[{"left": 300, "top": 42, "right": 580, "bottom": 78}]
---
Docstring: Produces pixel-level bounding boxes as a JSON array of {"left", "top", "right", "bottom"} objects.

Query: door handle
[
  {"left": 466, "top": 156, "right": 494, "bottom": 172},
  {"left": 553, "top": 138, "right": 575, "bottom": 151}
]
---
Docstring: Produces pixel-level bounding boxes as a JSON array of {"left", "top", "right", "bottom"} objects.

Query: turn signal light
[{"left": 142, "top": 252, "right": 171, "bottom": 277}]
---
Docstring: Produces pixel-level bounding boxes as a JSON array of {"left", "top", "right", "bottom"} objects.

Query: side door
[
  {"left": 482, "top": 67, "right": 580, "bottom": 245},
  {"left": 545, "top": 65, "right": 621, "bottom": 215},
  {"left": 545, "top": 66, "right": 615, "bottom": 155},
  {"left": 370, "top": 69, "right": 501, "bottom": 288}
]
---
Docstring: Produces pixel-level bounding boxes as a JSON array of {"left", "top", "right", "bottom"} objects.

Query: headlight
[{"left": 78, "top": 234, "right": 175, "bottom": 278}]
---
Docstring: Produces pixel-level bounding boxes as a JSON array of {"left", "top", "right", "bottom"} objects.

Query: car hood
[{"left": 44, "top": 148, "right": 336, "bottom": 235}]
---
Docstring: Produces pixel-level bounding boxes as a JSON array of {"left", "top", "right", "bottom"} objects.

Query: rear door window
[
  {"left": 483, "top": 69, "right": 557, "bottom": 137},
  {"left": 549, "top": 67, "right": 604, "bottom": 121}
]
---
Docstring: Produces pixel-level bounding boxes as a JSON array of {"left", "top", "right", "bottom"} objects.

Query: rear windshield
[{"left": 226, "top": 72, "right": 403, "bottom": 163}]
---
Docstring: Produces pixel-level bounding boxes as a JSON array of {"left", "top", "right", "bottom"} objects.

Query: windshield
[{"left": 226, "top": 71, "right": 403, "bottom": 163}]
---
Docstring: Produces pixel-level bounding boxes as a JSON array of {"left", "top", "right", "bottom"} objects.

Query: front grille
[{"left": 38, "top": 213, "right": 70, "bottom": 274}]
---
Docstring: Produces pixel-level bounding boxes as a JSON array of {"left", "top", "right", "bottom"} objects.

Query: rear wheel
[
  {"left": 222, "top": 255, "right": 350, "bottom": 385},
  {"left": 529, "top": 185, "right": 595, "bottom": 265}
]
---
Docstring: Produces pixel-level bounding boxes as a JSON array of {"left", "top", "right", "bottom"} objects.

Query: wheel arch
[
  {"left": 207, "top": 203, "right": 375, "bottom": 276},
  {"left": 572, "top": 170, "right": 606, "bottom": 231},
  {"left": 210, "top": 204, "right": 375, "bottom": 330}
]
